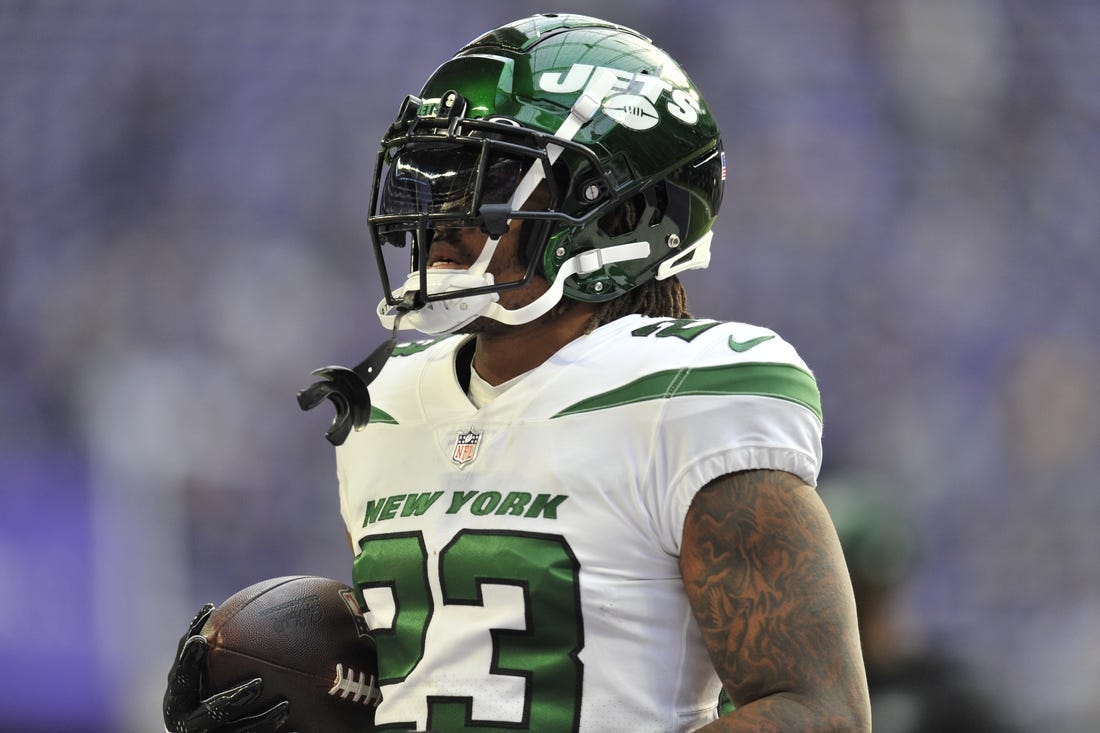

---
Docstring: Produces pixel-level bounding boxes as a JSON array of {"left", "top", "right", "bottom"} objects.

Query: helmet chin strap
[
  {"left": 378, "top": 88, "right": 629, "bottom": 335},
  {"left": 377, "top": 238, "right": 653, "bottom": 333},
  {"left": 479, "top": 239, "right": 650, "bottom": 326}
]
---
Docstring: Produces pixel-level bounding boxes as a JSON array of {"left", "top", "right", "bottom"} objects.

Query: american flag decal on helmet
[{"left": 452, "top": 429, "right": 482, "bottom": 466}]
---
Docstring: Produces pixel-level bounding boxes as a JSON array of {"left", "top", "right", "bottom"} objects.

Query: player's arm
[{"left": 680, "top": 469, "right": 871, "bottom": 732}]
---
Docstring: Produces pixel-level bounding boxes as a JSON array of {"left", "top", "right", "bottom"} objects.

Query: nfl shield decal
[{"left": 451, "top": 429, "right": 482, "bottom": 466}]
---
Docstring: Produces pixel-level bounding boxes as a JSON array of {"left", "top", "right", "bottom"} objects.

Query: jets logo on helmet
[{"left": 537, "top": 63, "right": 704, "bottom": 130}]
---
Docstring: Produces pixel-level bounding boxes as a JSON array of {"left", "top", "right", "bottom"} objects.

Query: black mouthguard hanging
[{"left": 296, "top": 318, "right": 401, "bottom": 446}]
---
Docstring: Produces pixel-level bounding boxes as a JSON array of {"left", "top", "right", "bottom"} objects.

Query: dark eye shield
[{"left": 379, "top": 145, "right": 530, "bottom": 223}]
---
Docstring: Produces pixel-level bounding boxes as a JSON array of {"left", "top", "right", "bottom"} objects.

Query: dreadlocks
[{"left": 585, "top": 275, "right": 692, "bottom": 333}]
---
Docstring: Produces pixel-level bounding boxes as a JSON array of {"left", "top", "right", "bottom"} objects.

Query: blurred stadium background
[{"left": 2, "top": 1, "right": 1098, "bottom": 731}]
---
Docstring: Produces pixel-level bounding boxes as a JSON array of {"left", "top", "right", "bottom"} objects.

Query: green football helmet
[{"left": 370, "top": 13, "right": 726, "bottom": 334}]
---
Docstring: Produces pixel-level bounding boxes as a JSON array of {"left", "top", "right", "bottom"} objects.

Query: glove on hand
[{"left": 163, "top": 603, "right": 294, "bottom": 733}]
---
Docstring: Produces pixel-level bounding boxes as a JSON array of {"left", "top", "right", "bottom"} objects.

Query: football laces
[{"left": 328, "top": 663, "right": 382, "bottom": 706}]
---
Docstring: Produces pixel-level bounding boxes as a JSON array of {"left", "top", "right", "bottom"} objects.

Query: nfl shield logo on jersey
[{"left": 451, "top": 429, "right": 482, "bottom": 466}]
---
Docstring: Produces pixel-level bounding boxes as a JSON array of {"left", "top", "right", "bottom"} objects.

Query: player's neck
[{"left": 472, "top": 302, "right": 598, "bottom": 385}]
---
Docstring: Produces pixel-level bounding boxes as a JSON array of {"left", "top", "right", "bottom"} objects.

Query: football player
[{"left": 166, "top": 13, "right": 870, "bottom": 732}]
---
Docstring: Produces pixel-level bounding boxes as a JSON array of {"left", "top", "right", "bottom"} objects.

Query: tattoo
[{"left": 680, "top": 470, "right": 869, "bottom": 732}]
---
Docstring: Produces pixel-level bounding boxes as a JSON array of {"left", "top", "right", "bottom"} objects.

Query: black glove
[{"left": 164, "top": 603, "right": 295, "bottom": 733}]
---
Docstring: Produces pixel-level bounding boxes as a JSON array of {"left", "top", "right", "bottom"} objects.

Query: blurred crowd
[{"left": 2, "top": 1, "right": 1098, "bottom": 731}]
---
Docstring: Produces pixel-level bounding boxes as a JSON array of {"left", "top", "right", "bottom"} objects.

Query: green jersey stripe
[
  {"left": 551, "top": 363, "right": 821, "bottom": 420},
  {"left": 370, "top": 405, "right": 399, "bottom": 425}
]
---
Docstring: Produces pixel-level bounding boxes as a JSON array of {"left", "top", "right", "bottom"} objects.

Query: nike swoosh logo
[{"left": 728, "top": 334, "right": 775, "bottom": 352}]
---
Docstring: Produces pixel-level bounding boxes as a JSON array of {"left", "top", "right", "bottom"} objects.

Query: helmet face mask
[
  {"left": 369, "top": 95, "right": 613, "bottom": 318},
  {"left": 369, "top": 13, "right": 725, "bottom": 334},
  {"left": 372, "top": 138, "right": 542, "bottom": 309}
]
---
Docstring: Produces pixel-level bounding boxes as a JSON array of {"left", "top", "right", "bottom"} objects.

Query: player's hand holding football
[{"left": 164, "top": 604, "right": 295, "bottom": 733}]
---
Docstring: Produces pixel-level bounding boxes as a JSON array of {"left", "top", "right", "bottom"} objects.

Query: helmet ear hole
[
  {"left": 598, "top": 194, "right": 644, "bottom": 237},
  {"left": 649, "top": 184, "right": 668, "bottom": 227},
  {"left": 598, "top": 185, "right": 669, "bottom": 237}
]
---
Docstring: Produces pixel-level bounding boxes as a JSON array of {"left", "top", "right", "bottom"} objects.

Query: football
[{"left": 201, "top": 575, "right": 380, "bottom": 733}]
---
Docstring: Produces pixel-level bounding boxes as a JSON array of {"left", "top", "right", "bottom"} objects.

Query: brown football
[{"left": 200, "top": 575, "right": 380, "bottom": 733}]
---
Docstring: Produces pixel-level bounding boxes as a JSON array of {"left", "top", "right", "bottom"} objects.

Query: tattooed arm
[{"left": 680, "top": 469, "right": 871, "bottom": 732}]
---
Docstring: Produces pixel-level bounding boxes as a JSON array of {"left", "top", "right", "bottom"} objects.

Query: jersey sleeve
[{"left": 648, "top": 326, "right": 824, "bottom": 555}]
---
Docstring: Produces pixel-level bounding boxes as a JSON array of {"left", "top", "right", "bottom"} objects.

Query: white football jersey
[{"left": 335, "top": 314, "right": 823, "bottom": 732}]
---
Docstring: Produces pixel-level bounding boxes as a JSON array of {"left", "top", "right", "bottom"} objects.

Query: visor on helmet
[{"left": 378, "top": 144, "right": 531, "bottom": 224}]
